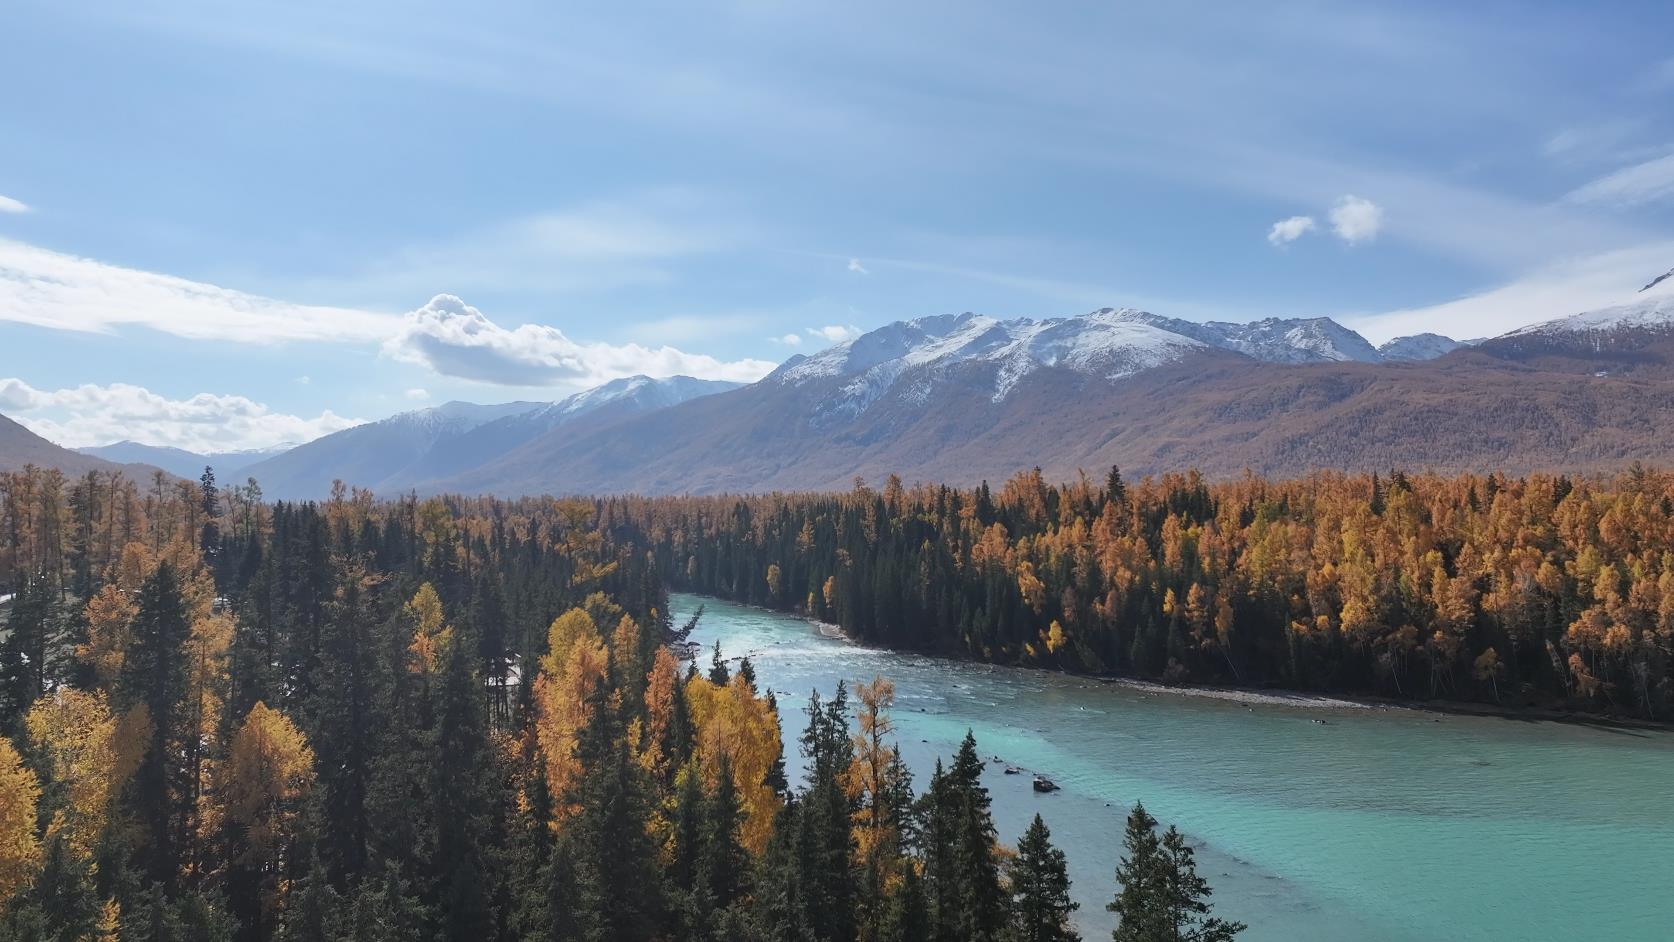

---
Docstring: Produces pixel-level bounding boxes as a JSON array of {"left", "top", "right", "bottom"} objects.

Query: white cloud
[
  {"left": 383, "top": 294, "right": 777, "bottom": 386},
  {"left": 1344, "top": 242, "right": 1674, "bottom": 343},
  {"left": 1328, "top": 195, "right": 1383, "bottom": 244},
  {"left": 295, "top": 375, "right": 312, "bottom": 385},
  {"left": 1565, "top": 152, "right": 1674, "bottom": 208},
  {"left": 0, "top": 378, "right": 363, "bottom": 452},
  {"left": 805, "top": 324, "right": 863, "bottom": 344},
  {"left": 404, "top": 387, "right": 430, "bottom": 400},
  {"left": 0, "top": 195, "right": 29, "bottom": 214},
  {"left": 1266, "top": 215, "right": 1315, "bottom": 246},
  {"left": 772, "top": 333, "right": 802, "bottom": 346},
  {"left": 847, "top": 258, "right": 869, "bottom": 274},
  {"left": 0, "top": 238, "right": 398, "bottom": 342}
]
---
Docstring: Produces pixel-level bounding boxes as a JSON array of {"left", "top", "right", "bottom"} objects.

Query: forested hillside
[
  {"left": 611, "top": 467, "right": 1674, "bottom": 719},
  {"left": 0, "top": 464, "right": 1237, "bottom": 941}
]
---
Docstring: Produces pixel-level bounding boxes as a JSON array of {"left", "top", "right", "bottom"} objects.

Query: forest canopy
[{"left": 0, "top": 463, "right": 1249, "bottom": 941}]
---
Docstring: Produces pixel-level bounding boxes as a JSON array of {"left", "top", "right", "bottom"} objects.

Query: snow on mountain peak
[
  {"left": 774, "top": 308, "right": 1210, "bottom": 423},
  {"left": 1505, "top": 267, "right": 1674, "bottom": 339},
  {"left": 1378, "top": 333, "right": 1466, "bottom": 361}
]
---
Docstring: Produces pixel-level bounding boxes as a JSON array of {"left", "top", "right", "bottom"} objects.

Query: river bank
[{"left": 681, "top": 593, "right": 1671, "bottom": 730}]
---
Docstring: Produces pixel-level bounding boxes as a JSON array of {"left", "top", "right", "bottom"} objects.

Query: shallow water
[{"left": 674, "top": 593, "right": 1674, "bottom": 942}]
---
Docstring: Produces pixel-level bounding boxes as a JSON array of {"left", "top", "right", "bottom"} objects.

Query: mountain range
[{"left": 6, "top": 270, "right": 1674, "bottom": 496}]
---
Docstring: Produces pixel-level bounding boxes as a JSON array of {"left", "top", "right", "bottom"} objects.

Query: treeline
[
  {"left": 0, "top": 464, "right": 1241, "bottom": 941},
  {"left": 607, "top": 466, "right": 1674, "bottom": 718}
]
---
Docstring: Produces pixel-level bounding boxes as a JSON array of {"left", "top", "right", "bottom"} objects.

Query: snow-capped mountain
[
  {"left": 239, "top": 376, "right": 737, "bottom": 499},
  {"left": 765, "top": 308, "right": 1445, "bottom": 427},
  {"left": 1502, "top": 266, "right": 1674, "bottom": 340},
  {"left": 1377, "top": 333, "right": 1468, "bottom": 362},
  {"left": 1125, "top": 313, "right": 1385, "bottom": 363},
  {"left": 771, "top": 310, "right": 1211, "bottom": 423}
]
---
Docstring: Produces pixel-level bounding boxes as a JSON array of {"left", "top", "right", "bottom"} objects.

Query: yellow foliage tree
[
  {"left": 638, "top": 647, "right": 683, "bottom": 787},
  {"left": 534, "top": 608, "right": 608, "bottom": 824},
  {"left": 80, "top": 584, "right": 138, "bottom": 689},
  {"left": 0, "top": 736, "right": 42, "bottom": 907},
  {"left": 406, "top": 583, "right": 453, "bottom": 675},
  {"left": 684, "top": 673, "right": 782, "bottom": 854},
  {"left": 846, "top": 676, "right": 908, "bottom": 892},
  {"left": 25, "top": 689, "right": 120, "bottom": 860},
  {"left": 222, "top": 703, "right": 316, "bottom": 926}
]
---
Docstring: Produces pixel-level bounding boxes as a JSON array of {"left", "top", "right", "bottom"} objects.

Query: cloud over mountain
[
  {"left": 0, "top": 378, "right": 361, "bottom": 452},
  {"left": 382, "top": 294, "right": 777, "bottom": 387}
]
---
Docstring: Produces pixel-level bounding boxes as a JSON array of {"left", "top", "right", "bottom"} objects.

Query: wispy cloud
[
  {"left": 383, "top": 294, "right": 777, "bottom": 386},
  {"left": 1344, "top": 242, "right": 1674, "bottom": 343},
  {"left": 806, "top": 324, "right": 862, "bottom": 345},
  {"left": 404, "top": 387, "right": 430, "bottom": 400},
  {"left": 0, "top": 195, "right": 28, "bottom": 214},
  {"left": 0, "top": 238, "right": 397, "bottom": 342},
  {"left": 847, "top": 258, "right": 869, "bottom": 274},
  {"left": 1328, "top": 195, "right": 1383, "bottom": 244},
  {"left": 1266, "top": 215, "right": 1315, "bottom": 246},
  {"left": 0, "top": 377, "right": 362, "bottom": 452},
  {"left": 1565, "top": 152, "right": 1674, "bottom": 208},
  {"left": 772, "top": 333, "right": 802, "bottom": 346},
  {"left": 315, "top": 190, "right": 752, "bottom": 304}
]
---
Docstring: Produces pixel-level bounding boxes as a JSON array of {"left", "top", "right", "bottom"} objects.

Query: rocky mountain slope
[{"left": 435, "top": 279, "right": 1674, "bottom": 495}]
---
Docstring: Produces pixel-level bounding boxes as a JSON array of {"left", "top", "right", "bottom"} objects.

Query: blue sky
[{"left": 2, "top": 0, "right": 1673, "bottom": 451}]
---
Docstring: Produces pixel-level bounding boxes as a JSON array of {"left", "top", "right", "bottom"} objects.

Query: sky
[{"left": 2, "top": 0, "right": 1673, "bottom": 452}]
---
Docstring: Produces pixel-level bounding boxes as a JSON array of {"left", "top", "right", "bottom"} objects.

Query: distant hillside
[
  {"left": 0, "top": 414, "right": 165, "bottom": 479},
  {"left": 78, "top": 441, "right": 293, "bottom": 480},
  {"left": 240, "top": 375, "right": 739, "bottom": 500}
]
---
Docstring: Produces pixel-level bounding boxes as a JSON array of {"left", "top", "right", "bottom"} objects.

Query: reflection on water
[{"left": 676, "top": 593, "right": 1674, "bottom": 942}]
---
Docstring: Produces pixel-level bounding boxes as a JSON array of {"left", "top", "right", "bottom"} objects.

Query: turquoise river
[{"left": 672, "top": 593, "right": 1674, "bottom": 942}]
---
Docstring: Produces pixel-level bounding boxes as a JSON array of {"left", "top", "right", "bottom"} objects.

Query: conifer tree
[
  {"left": 701, "top": 753, "right": 750, "bottom": 913},
  {"left": 1109, "top": 802, "right": 1243, "bottom": 942},
  {"left": 567, "top": 690, "right": 667, "bottom": 942},
  {"left": 119, "top": 563, "right": 192, "bottom": 889},
  {"left": 431, "top": 633, "right": 497, "bottom": 942},
  {"left": 1009, "top": 814, "right": 1079, "bottom": 942},
  {"left": 1157, "top": 826, "right": 1244, "bottom": 942}
]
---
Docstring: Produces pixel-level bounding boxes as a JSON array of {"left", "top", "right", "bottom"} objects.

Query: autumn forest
[{"left": 1, "top": 461, "right": 1672, "bottom": 940}]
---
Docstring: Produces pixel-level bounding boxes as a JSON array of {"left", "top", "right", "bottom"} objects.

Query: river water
[{"left": 673, "top": 593, "right": 1674, "bottom": 942}]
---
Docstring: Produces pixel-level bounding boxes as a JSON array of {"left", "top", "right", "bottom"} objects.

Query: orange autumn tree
[
  {"left": 846, "top": 675, "right": 912, "bottom": 922},
  {"left": 534, "top": 608, "right": 609, "bottom": 824},
  {"left": 638, "top": 647, "right": 686, "bottom": 790},
  {"left": 684, "top": 672, "right": 782, "bottom": 854}
]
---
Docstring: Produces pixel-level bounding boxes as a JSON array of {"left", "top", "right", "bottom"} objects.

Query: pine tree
[
  {"left": 1009, "top": 814, "right": 1078, "bottom": 942},
  {"left": 708, "top": 642, "right": 730, "bottom": 686},
  {"left": 119, "top": 563, "right": 192, "bottom": 889},
  {"left": 339, "top": 860, "right": 429, "bottom": 942},
  {"left": 1108, "top": 803, "right": 1242, "bottom": 942},
  {"left": 567, "top": 691, "right": 667, "bottom": 942},
  {"left": 276, "top": 855, "right": 340, "bottom": 942},
  {"left": 701, "top": 754, "right": 750, "bottom": 912},
  {"left": 541, "top": 837, "right": 592, "bottom": 942},
  {"left": 1157, "top": 826, "right": 1244, "bottom": 942},
  {"left": 881, "top": 864, "right": 930, "bottom": 942},
  {"left": 949, "top": 732, "right": 1004, "bottom": 942},
  {"left": 431, "top": 634, "right": 497, "bottom": 942},
  {"left": 1108, "top": 802, "right": 1166, "bottom": 942}
]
